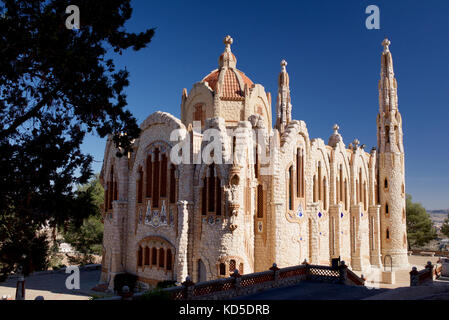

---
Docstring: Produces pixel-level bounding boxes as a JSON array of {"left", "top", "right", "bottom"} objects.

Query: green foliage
[
  {"left": 0, "top": 216, "right": 50, "bottom": 278},
  {"left": 406, "top": 194, "right": 437, "bottom": 249},
  {"left": 139, "top": 288, "right": 171, "bottom": 301},
  {"left": 441, "top": 216, "right": 449, "bottom": 238},
  {"left": 0, "top": 0, "right": 154, "bottom": 277},
  {"left": 63, "top": 175, "right": 104, "bottom": 256}
]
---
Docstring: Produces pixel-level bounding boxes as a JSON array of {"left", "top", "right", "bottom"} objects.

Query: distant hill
[
  {"left": 427, "top": 209, "right": 449, "bottom": 227},
  {"left": 428, "top": 209, "right": 449, "bottom": 215}
]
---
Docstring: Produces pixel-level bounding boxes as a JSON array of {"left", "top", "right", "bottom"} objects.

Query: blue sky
[{"left": 82, "top": 0, "right": 449, "bottom": 210}]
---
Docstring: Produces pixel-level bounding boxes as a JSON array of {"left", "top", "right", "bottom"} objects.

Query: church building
[{"left": 100, "top": 36, "right": 408, "bottom": 288}]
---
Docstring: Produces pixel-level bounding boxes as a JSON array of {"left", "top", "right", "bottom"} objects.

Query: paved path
[
  {"left": 365, "top": 281, "right": 449, "bottom": 300},
  {"left": 234, "top": 281, "right": 387, "bottom": 300},
  {"left": 0, "top": 270, "right": 102, "bottom": 300}
]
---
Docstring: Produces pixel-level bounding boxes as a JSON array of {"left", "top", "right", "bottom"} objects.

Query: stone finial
[
  {"left": 333, "top": 124, "right": 339, "bottom": 133},
  {"left": 224, "top": 35, "right": 233, "bottom": 49},
  {"left": 353, "top": 139, "right": 360, "bottom": 148},
  {"left": 281, "top": 59, "right": 287, "bottom": 72},
  {"left": 382, "top": 38, "right": 391, "bottom": 52},
  {"left": 219, "top": 35, "right": 236, "bottom": 68}
]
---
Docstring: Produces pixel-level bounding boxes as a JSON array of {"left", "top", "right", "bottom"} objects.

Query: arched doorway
[{"left": 198, "top": 259, "right": 207, "bottom": 282}]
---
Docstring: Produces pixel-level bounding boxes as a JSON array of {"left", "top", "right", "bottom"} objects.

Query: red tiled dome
[{"left": 202, "top": 69, "right": 254, "bottom": 100}]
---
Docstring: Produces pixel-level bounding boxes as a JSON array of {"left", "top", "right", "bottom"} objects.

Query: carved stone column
[
  {"left": 369, "top": 205, "right": 382, "bottom": 268},
  {"left": 175, "top": 200, "right": 191, "bottom": 283},
  {"left": 350, "top": 204, "right": 363, "bottom": 271},
  {"left": 329, "top": 203, "right": 343, "bottom": 260}
]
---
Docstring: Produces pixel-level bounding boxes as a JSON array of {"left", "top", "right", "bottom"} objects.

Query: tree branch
[{"left": 0, "top": 88, "right": 58, "bottom": 140}]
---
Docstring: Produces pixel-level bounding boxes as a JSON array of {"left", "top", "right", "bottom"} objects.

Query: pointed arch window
[
  {"left": 257, "top": 184, "right": 264, "bottom": 218},
  {"left": 159, "top": 248, "right": 165, "bottom": 268},
  {"left": 194, "top": 104, "right": 205, "bottom": 127},
  {"left": 296, "top": 148, "right": 304, "bottom": 198},
  {"left": 313, "top": 175, "right": 317, "bottom": 203},
  {"left": 255, "top": 145, "right": 260, "bottom": 179},
  {"left": 144, "top": 146, "right": 174, "bottom": 208},
  {"left": 169, "top": 164, "right": 176, "bottom": 204},
  {"left": 358, "top": 169, "right": 362, "bottom": 204},
  {"left": 107, "top": 167, "right": 115, "bottom": 210},
  {"left": 336, "top": 178, "right": 340, "bottom": 203},
  {"left": 363, "top": 181, "right": 367, "bottom": 211},
  {"left": 166, "top": 249, "right": 173, "bottom": 271},
  {"left": 386, "top": 228, "right": 390, "bottom": 239},
  {"left": 152, "top": 148, "right": 160, "bottom": 208},
  {"left": 104, "top": 181, "right": 109, "bottom": 214},
  {"left": 160, "top": 153, "right": 168, "bottom": 198},
  {"left": 137, "top": 246, "right": 143, "bottom": 267},
  {"left": 151, "top": 247, "right": 157, "bottom": 266},
  {"left": 385, "top": 203, "right": 389, "bottom": 216},
  {"left": 208, "top": 165, "right": 215, "bottom": 213},
  {"left": 146, "top": 156, "right": 152, "bottom": 197},
  {"left": 339, "top": 165, "right": 343, "bottom": 204},
  {"left": 229, "top": 259, "right": 236, "bottom": 273},
  {"left": 202, "top": 164, "right": 222, "bottom": 216},
  {"left": 323, "top": 177, "right": 328, "bottom": 211},
  {"left": 344, "top": 179, "right": 348, "bottom": 211},
  {"left": 202, "top": 176, "right": 207, "bottom": 216},
  {"left": 144, "top": 247, "right": 150, "bottom": 266},
  {"left": 385, "top": 126, "right": 390, "bottom": 144},
  {"left": 113, "top": 181, "right": 118, "bottom": 201},
  {"left": 137, "top": 167, "right": 143, "bottom": 204},
  {"left": 288, "top": 166, "right": 293, "bottom": 210},
  {"left": 318, "top": 162, "right": 322, "bottom": 201},
  {"left": 219, "top": 263, "right": 226, "bottom": 276}
]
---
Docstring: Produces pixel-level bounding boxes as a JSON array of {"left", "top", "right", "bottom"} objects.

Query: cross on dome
[
  {"left": 382, "top": 38, "right": 391, "bottom": 52},
  {"left": 333, "top": 124, "right": 340, "bottom": 133},
  {"left": 224, "top": 35, "right": 233, "bottom": 50},
  {"left": 219, "top": 35, "right": 237, "bottom": 68}
]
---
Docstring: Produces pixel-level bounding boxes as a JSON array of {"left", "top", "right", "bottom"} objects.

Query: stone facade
[{"left": 99, "top": 36, "right": 409, "bottom": 289}]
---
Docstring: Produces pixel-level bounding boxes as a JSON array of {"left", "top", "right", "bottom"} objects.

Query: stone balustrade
[{"left": 101, "top": 261, "right": 365, "bottom": 300}]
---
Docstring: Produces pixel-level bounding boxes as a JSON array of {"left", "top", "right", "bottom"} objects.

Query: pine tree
[
  {"left": 0, "top": 0, "right": 154, "bottom": 277},
  {"left": 406, "top": 194, "right": 437, "bottom": 249}
]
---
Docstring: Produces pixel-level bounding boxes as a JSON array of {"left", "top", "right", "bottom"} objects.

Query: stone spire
[
  {"left": 377, "top": 38, "right": 408, "bottom": 270},
  {"left": 275, "top": 60, "right": 292, "bottom": 133},
  {"left": 219, "top": 35, "right": 237, "bottom": 69},
  {"left": 379, "top": 38, "right": 397, "bottom": 114},
  {"left": 378, "top": 38, "right": 403, "bottom": 154}
]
